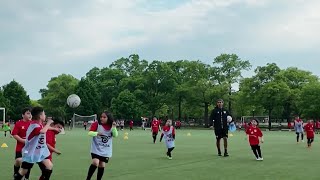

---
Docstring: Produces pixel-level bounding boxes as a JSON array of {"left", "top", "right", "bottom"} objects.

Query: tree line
[{"left": 1, "top": 54, "right": 320, "bottom": 128}]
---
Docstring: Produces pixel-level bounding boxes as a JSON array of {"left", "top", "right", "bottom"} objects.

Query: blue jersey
[{"left": 22, "top": 123, "right": 50, "bottom": 163}]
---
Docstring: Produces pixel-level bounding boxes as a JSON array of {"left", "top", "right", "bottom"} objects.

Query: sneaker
[
  {"left": 224, "top": 153, "right": 229, "bottom": 157},
  {"left": 218, "top": 153, "right": 222, "bottom": 156},
  {"left": 168, "top": 156, "right": 173, "bottom": 160},
  {"left": 259, "top": 158, "right": 264, "bottom": 161},
  {"left": 256, "top": 158, "right": 260, "bottom": 161}
]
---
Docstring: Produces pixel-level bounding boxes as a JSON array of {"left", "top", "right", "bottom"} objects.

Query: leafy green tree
[
  {"left": 111, "top": 89, "right": 140, "bottom": 119},
  {"left": 3, "top": 80, "right": 31, "bottom": 120}
]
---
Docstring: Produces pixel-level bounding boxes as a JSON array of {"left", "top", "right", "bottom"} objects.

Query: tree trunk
[
  {"left": 204, "top": 102, "right": 209, "bottom": 128},
  {"left": 268, "top": 109, "right": 272, "bottom": 130},
  {"left": 178, "top": 95, "right": 182, "bottom": 121}
]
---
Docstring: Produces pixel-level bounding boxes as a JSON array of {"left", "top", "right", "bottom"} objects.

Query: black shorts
[
  {"left": 15, "top": 152, "right": 22, "bottom": 159},
  {"left": 215, "top": 129, "right": 228, "bottom": 139},
  {"left": 152, "top": 132, "right": 158, "bottom": 136},
  {"left": 91, "top": 153, "right": 109, "bottom": 163}
]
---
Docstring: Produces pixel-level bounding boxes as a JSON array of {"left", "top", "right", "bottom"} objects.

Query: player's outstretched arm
[
  {"left": 40, "top": 119, "right": 54, "bottom": 134},
  {"left": 88, "top": 131, "right": 99, "bottom": 137}
]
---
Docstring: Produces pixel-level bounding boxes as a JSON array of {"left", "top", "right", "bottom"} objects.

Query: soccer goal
[
  {"left": 72, "top": 113, "right": 97, "bottom": 129},
  {"left": 0, "top": 107, "right": 5, "bottom": 125}
]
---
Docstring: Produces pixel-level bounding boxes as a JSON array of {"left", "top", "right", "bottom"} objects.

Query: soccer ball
[
  {"left": 227, "top": 116, "right": 232, "bottom": 123},
  {"left": 67, "top": 94, "right": 81, "bottom": 108}
]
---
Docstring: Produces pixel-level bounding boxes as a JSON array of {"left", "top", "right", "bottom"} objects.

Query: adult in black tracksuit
[{"left": 209, "top": 99, "right": 232, "bottom": 157}]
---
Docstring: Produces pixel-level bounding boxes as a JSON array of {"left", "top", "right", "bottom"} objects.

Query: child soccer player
[
  {"left": 38, "top": 119, "right": 64, "bottom": 180},
  {"left": 86, "top": 111, "right": 118, "bottom": 180},
  {"left": 129, "top": 120, "right": 134, "bottom": 131},
  {"left": 294, "top": 116, "right": 304, "bottom": 143},
  {"left": 11, "top": 107, "right": 32, "bottom": 179},
  {"left": 151, "top": 117, "right": 160, "bottom": 143},
  {"left": 304, "top": 120, "right": 315, "bottom": 148},
  {"left": 14, "top": 106, "right": 54, "bottom": 180},
  {"left": 246, "top": 119, "right": 264, "bottom": 161},
  {"left": 3, "top": 121, "right": 12, "bottom": 137},
  {"left": 160, "top": 119, "right": 175, "bottom": 160}
]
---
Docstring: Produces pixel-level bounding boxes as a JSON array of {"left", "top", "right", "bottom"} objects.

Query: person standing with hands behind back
[{"left": 209, "top": 99, "right": 232, "bottom": 157}]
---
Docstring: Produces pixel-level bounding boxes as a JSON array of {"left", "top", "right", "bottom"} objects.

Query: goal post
[
  {"left": 241, "top": 116, "right": 270, "bottom": 128},
  {"left": 72, "top": 113, "right": 97, "bottom": 129},
  {"left": 0, "top": 107, "right": 5, "bottom": 125}
]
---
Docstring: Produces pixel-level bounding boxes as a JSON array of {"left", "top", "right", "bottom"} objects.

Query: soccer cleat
[
  {"left": 224, "top": 153, "right": 229, "bottom": 157},
  {"left": 218, "top": 153, "right": 222, "bottom": 156},
  {"left": 259, "top": 158, "right": 264, "bottom": 161},
  {"left": 168, "top": 156, "right": 173, "bottom": 160}
]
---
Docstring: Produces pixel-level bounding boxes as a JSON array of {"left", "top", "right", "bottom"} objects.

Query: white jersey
[
  {"left": 91, "top": 124, "right": 113, "bottom": 157},
  {"left": 294, "top": 120, "right": 304, "bottom": 133},
  {"left": 162, "top": 126, "right": 175, "bottom": 148}
]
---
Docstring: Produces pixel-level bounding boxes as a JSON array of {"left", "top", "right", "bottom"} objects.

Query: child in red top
[
  {"left": 129, "top": 120, "right": 134, "bottom": 131},
  {"left": 304, "top": 120, "right": 315, "bottom": 148},
  {"left": 246, "top": 119, "right": 264, "bottom": 161}
]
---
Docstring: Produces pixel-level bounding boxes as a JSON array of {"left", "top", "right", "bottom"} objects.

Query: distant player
[
  {"left": 38, "top": 119, "right": 64, "bottom": 180},
  {"left": 11, "top": 107, "right": 32, "bottom": 179},
  {"left": 304, "top": 120, "right": 315, "bottom": 148},
  {"left": 246, "top": 119, "right": 264, "bottom": 161},
  {"left": 294, "top": 116, "right": 304, "bottom": 143},
  {"left": 175, "top": 120, "right": 181, "bottom": 129},
  {"left": 151, "top": 117, "right": 160, "bottom": 143},
  {"left": 84, "top": 121, "right": 88, "bottom": 130},
  {"left": 86, "top": 111, "right": 118, "bottom": 180},
  {"left": 120, "top": 120, "right": 124, "bottom": 131},
  {"left": 315, "top": 120, "right": 320, "bottom": 134},
  {"left": 160, "top": 119, "right": 175, "bottom": 160},
  {"left": 14, "top": 106, "right": 54, "bottom": 180},
  {"left": 3, "top": 121, "right": 12, "bottom": 137},
  {"left": 209, "top": 99, "right": 232, "bottom": 157},
  {"left": 129, "top": 120, "right": 134, "bottom": 131}
]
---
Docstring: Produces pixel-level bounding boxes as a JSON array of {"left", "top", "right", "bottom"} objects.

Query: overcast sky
[{"left": 1, "top": 0, "right": 320, "bottom": 100}]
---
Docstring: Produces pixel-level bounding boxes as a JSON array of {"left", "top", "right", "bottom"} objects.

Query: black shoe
[
  {"left": 224, "top": 152, "right": 229, "bottom": 157},
  {"left": 218, "top": 153, "right": 222, "bottom": 156}
]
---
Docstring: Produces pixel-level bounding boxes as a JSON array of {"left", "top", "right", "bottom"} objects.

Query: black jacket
[{"left": 209, "top": 106, "right": 231, "bottom": 130}]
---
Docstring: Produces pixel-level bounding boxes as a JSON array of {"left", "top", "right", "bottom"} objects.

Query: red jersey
[
  {"left": 304, "top": 123, "right": 314, "bottom": 138},
  {"left": 129, "top": 121, "right": 134, "bottom": 127},
  {"left": 246, "top": 126, "right": 263, "bottom": 145},
  {"left": 46, "top": 129, "right": 58, "bottom": 161},
  {"left": 151, "top": 120, "right": 160, "bottom": 132},
  {"left": 90, "top": 121, "right": 112, "bottom": 131},
  {"left": 11, "top": 120, "right": 32, "bottom": 152},
  {"left": 27, "top": 121, "right": 43, "bottom": 141}
]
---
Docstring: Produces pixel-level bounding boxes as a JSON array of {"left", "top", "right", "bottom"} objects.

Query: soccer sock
[
  {"left": 216, "top": 139, "right": 221, "bottom": 154},
  {"left": 14, "top": 165, "right": 20, "bottom": 175},
  {"left": 153, "top": 135, "right": 156, "bottom": 143},
  {"left": 301, "top": 133, "right": 304, "bottom": 141},
  {"left": 257, "top": 146, "right": 262, "bottom": 158},
  {"left": 97, "top": 167, "right": 105, "bottom": 180},
  {"left": 43, "top": 169, "right": 52, "bottom": 180},
  {"left": 25, "top": 169, "right": 31, "bottom": 179},
  {"left": 296, "top": 134, "right": 299, "bottom": 142},
  {"left": 4, "top": 131, "right": 7, "bottom": 137},
  {"left": 14, "top": 173, "right": 23, "bottom": 180},
  {"left": 86, "top": 164, "right": 97, "bottom": 180}
]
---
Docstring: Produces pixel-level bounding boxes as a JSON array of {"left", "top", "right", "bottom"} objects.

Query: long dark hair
[{"left": 98, "top": 111, "right": 114, "bottom": 126}]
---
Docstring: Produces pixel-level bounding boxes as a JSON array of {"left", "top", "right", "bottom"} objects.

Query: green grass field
[{"left": 0, "top": 129, "right": 319, "bottom": 180}]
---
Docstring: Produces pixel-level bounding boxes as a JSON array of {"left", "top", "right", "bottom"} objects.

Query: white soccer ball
[
  {"left": 227, "top": 116, "right": 232, "bottom": 123},
  {"left": 67, "top": 94, "right": 81, "bottom": 108}
]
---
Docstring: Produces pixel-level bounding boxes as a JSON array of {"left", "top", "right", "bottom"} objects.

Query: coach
[{"left": 209, "top": 99, "right": 232, "bottom": 157}]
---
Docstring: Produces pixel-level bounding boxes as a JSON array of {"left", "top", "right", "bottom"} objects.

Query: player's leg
[
  {"left": 4, "top": 130, "right": 7, "bottom": 137},
  {"left": 14, "top": 153, "right": 22, "bottom": 177},
  {"left": 38, "top": 161, "right": 46, "bottom": 180},
  {"left": 216, "top": 137, "right": 222, "bottom": 156},
  {"left": 251, "top": 145, "right": 259, "bottom": 159},
  {"left": 41, "top": 159, "right": 53, "bottom": 180},
  {"left": 167, "top": 147, "right": 175, "bottom": 158},
  {"left": 86, "top": 154, "right": 100, "bottom": 180},
  {"left": 97, "top": 158, "right": 108, "bottom": 180},
  {"left": 301, "top": 133, "right": 304, "bottom": 142},
  {"left": 256, "top": 145, "right": 263, "bottom": 159},
  {"left": 152, "top": 132, "right": 157, "bottom": 143},
  {"left": 296, "top": 132, "right": 299, "bottom": 142},
  {"left": 223, "top": 129, "right": 229, "bottom": 157},
  {"left": 15, "top": 162, "right": 33, "bottom": 180}
]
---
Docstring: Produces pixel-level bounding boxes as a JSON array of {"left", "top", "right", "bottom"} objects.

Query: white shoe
[
  {"left": 257, "top": 158, "right": 263, "bottom": 161},
  {"left": 168, "top": 156, "right": 173, "bottom": 160},
  {"left": 302, "top": 140, "right": 305, "bottom": 143}
]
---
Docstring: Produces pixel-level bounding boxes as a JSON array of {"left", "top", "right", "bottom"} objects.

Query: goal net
[{"left": 72, "top": 113, "right": 97, "bottom": 129}]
